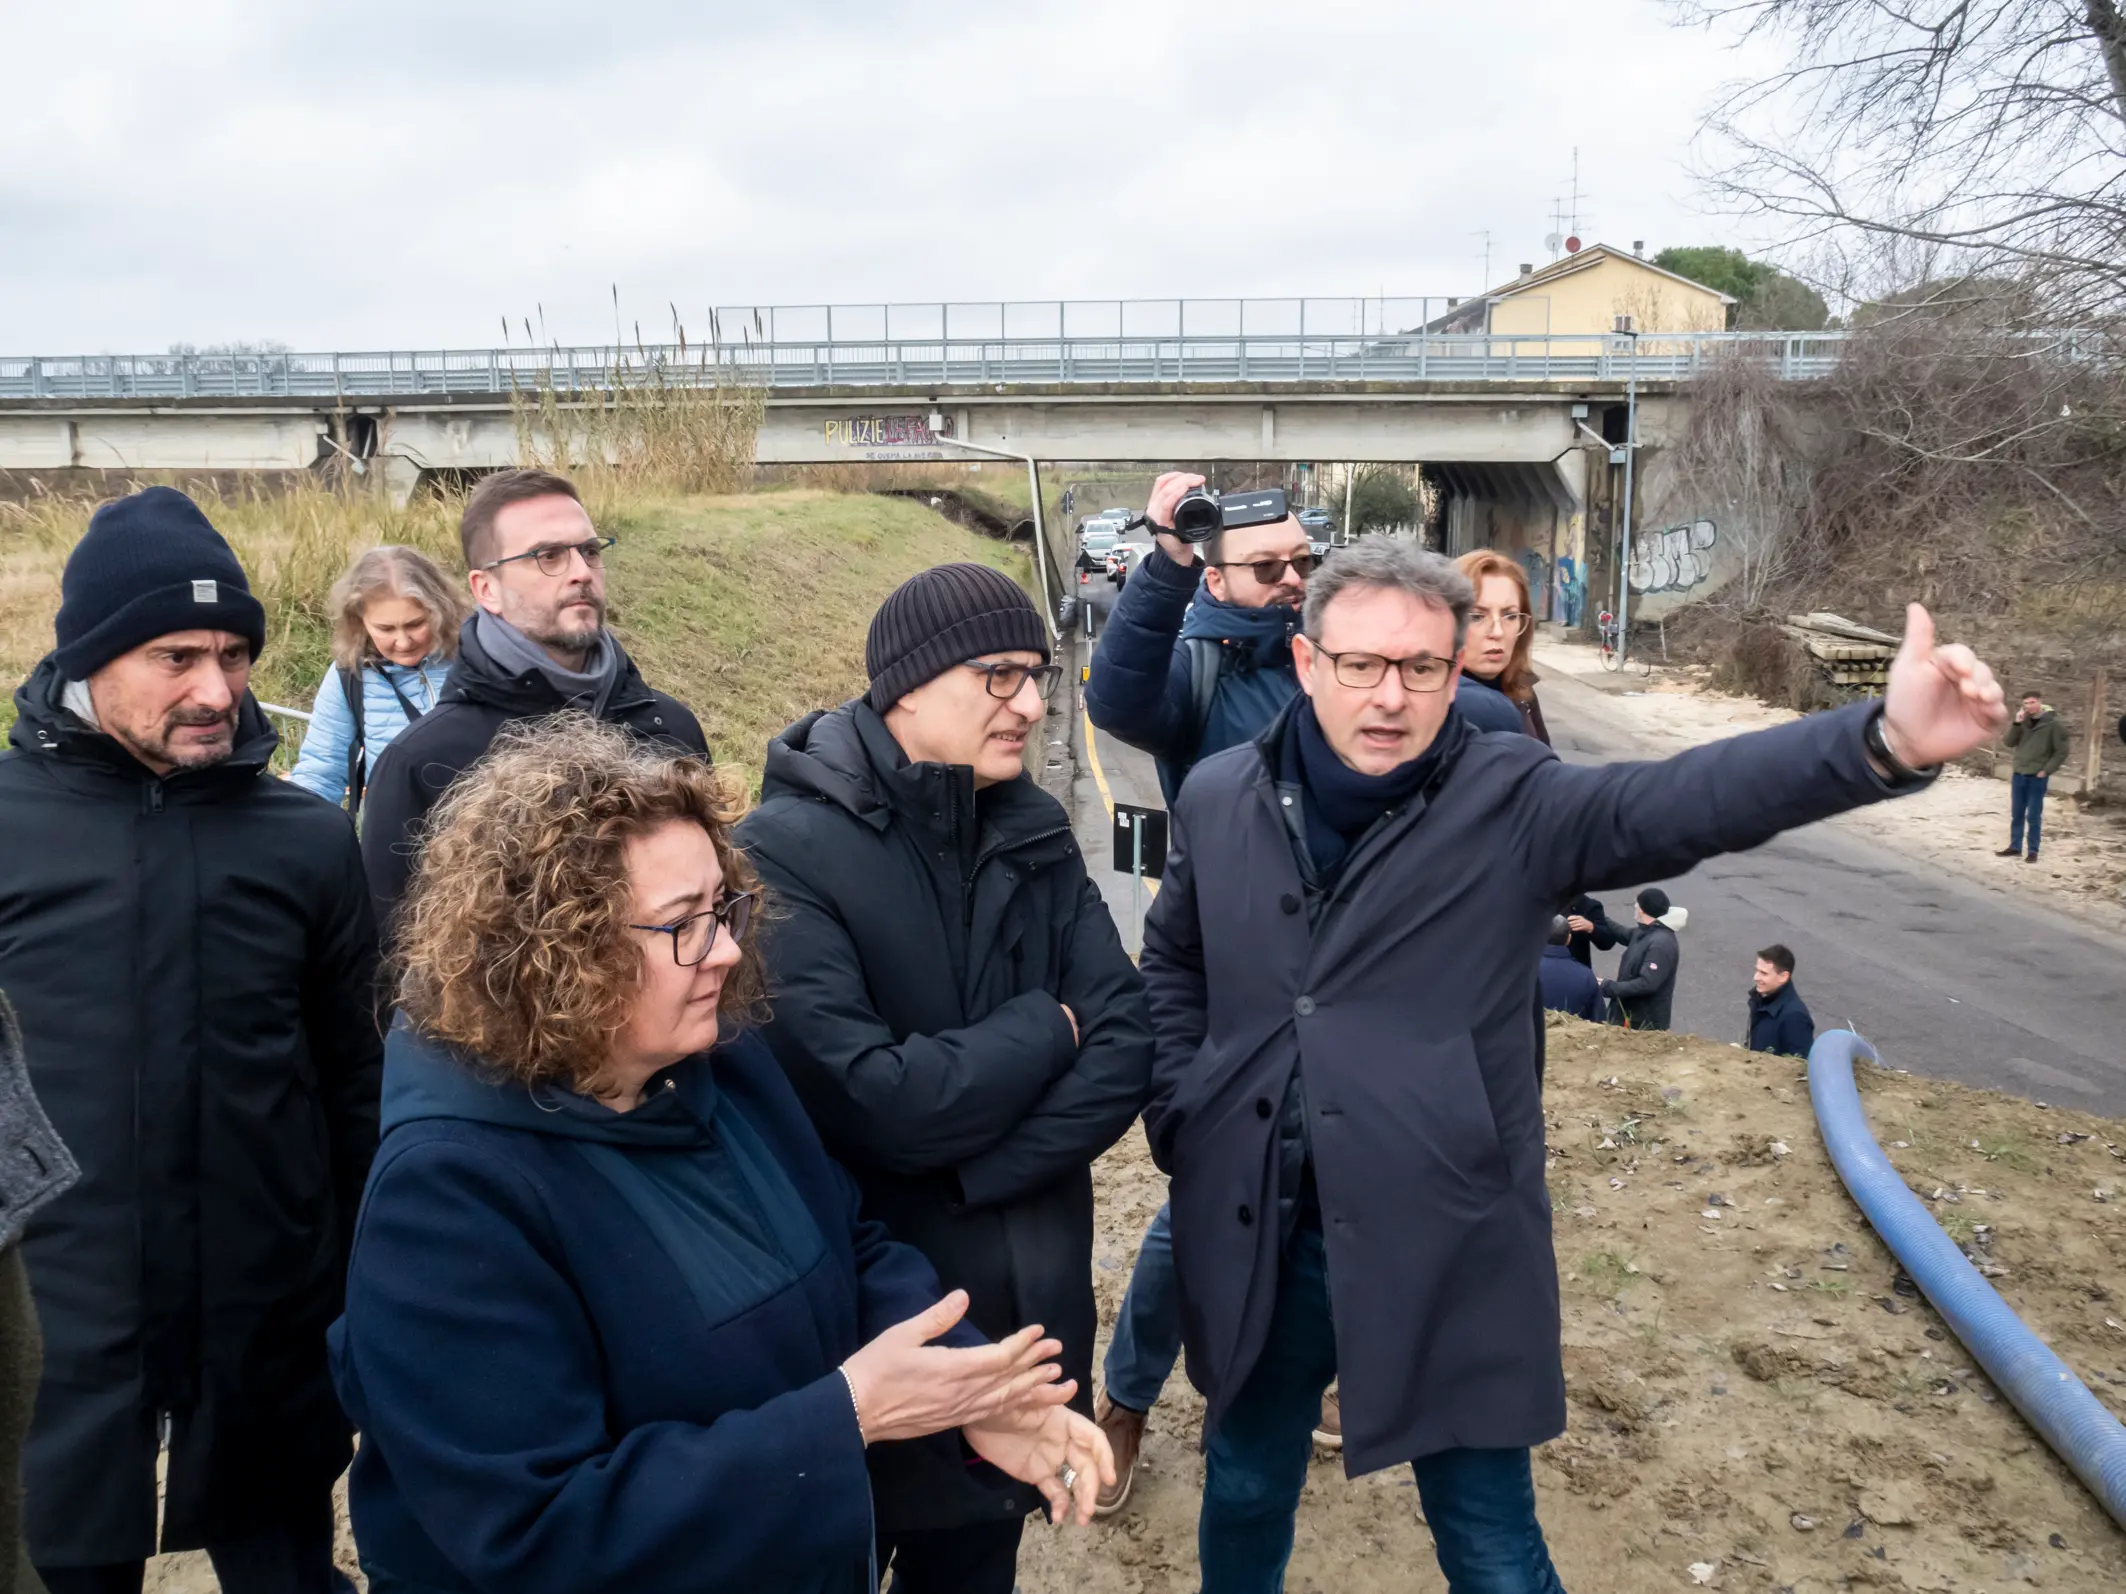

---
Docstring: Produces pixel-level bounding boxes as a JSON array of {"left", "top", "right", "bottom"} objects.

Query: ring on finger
[{"left": 1058, "top": 1465, "right": 1078, "bottom": 1492}]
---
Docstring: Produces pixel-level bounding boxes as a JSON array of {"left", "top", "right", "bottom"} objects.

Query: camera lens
[{"left": 1171, "top": 489, "right": 1223, "bottom": 543}]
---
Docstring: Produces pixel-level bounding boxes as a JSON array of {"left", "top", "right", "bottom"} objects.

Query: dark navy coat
[
  {"left": 1139, "top": 699, "right": 1917, "bottom": 1476},
  {"left": 1748, "top": 981, "right": 1816, "bottom": 1058},
  {"left": 331, "top": 1025, "right": 974, "bottom": 1594},
  {"left": 1538, "top": 944, "right": 1604, "bottom": 1022}
]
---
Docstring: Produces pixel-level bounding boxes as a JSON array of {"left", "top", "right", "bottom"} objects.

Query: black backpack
[{"left": 337, "top": 664, "right": 426, "bottom": 821}]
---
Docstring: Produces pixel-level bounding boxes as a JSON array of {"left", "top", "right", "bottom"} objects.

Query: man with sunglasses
[
  {"left": 1141, "top": 537, "right": 2007, "bottom": 1592},
  {"left": 361, "top": 469, "right": 709, "bottom": 932},
  {"left": 1083, "top": 473, "right": 1520, "bottom": 1501},
  {"left": 739, "top": 563, "right": 1153, "bottom": 1594}
]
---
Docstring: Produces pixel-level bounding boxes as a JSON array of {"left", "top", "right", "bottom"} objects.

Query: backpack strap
[
  {"left": 1185, "top": 636, "right": 1223, "bottom": 760},
  {"left": 339, "top": 665, "right": 368, "bottom": 820}
]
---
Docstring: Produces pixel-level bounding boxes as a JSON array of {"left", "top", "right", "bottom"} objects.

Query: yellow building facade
[{"left": 1453, "top": 245, "right": 1735, "bottom": 341}]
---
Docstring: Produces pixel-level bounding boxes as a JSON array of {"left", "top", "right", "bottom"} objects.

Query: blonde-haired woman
[
  {"left": 1455, "top": 548, "right": 1550, "bottom": 745},
  {"left": 290, "top": 546, "right": 465, "bottom": 813},
  {"left": 330, "top": 716, "right": 1108, "bottom": 1593}
]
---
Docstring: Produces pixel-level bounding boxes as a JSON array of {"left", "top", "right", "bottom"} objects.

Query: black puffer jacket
[
  {"left": 2, "top": 659, "right": 381, "bottom": 1561},
  {"left": 360, "top": 619, "right": 708, "bottom": 933},
  {"left": 1600, "top": 917, "right": 1681, "bottom": 1032},
  {"left": 736, "top": 702, "right": 1153, "bottom": 1531}
]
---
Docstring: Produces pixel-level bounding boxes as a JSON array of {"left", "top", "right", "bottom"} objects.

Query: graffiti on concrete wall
[{"left": 1627, "top": 518, "right": 1717, "bottom": 594}]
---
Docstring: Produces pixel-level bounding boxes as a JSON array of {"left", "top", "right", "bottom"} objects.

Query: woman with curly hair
[
  {"left": 329, "top": 716, "right": 1109, "bottom": 1594},
  {"left": 1454, "top": 548, "right": 1550, "bottom": 745}
]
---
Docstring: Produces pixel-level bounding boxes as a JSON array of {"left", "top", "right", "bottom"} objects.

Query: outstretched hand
[{"left": 1880, "top": 604, "right": 2007, "bottom": 769}]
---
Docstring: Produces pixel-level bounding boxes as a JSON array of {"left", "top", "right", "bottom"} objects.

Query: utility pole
[
  {"left": 1471, "top": 229, "right": 1492, "bottom": 289},
  {"left": 1615, "top": 318, "right": 1641, "bottom": 664}
]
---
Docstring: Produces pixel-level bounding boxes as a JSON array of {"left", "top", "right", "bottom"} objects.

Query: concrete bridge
[{"left": 0, "top": 302, "right": 1855, "bottom": 623}]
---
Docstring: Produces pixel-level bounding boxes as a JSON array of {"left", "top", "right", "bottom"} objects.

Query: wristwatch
[{"left": 1864, "top": 705, "right": 1936, "bottom": 785}]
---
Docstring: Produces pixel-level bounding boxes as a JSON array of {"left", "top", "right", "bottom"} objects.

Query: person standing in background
[
  {"left": 1538, "top": 918, "right": 1604, "bottom": 1022},
  {"left": 1455, "top": 549, "right": 1550, "bottom": 744},
  {"left": 1596, "top": 888, "right": 1682, "bottom": 1032},
  {"left": 360, "top": 469, "right": 709, "bottom": 933},
  {"left": 1746, "top": 945, "right": 1815, "bottom": 1058},
  {"left": 289, "top": 546, "right": 464, "bottom": 816},
  {"left": 1998, "top": 691, "right": 2069, "bottom": 863}
]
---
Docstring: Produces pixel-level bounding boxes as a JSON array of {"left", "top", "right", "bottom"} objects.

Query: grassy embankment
[{"left": 0, "top": 484, "right": 1029, "bottom": 789}]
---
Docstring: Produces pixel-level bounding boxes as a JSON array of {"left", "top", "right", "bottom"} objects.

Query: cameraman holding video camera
[{"left": 1082, "top": 471, "right": 1520, "bottom": 1510}]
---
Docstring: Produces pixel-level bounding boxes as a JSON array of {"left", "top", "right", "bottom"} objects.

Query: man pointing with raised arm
[{"left": 1139, "top": 537, "right": 2004, "bottom": 1593}]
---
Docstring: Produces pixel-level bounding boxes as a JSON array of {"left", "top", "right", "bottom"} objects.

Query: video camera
[{"left": 1153, "top": 487, "right": 1291, "bottom": 545}]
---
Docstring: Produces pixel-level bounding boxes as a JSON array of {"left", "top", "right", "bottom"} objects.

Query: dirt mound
[{"left": 1020, "top": 1020, "right": 2126, "bottom": 1593}]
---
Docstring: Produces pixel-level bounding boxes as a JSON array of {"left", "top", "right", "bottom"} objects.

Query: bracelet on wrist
[{"left": 839, "top": 1366, "right": 868, "bottom": 1446}]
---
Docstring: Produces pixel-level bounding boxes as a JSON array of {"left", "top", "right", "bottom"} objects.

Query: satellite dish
[
  {"left": 1544, "top": 233, "right": 1563, "bottom": 255},
  {"left": 1565, "top": 235, "right": 1582, "bottom": 253}
]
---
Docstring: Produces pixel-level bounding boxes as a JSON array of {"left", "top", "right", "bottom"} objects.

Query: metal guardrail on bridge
[{"left": 0, "top": 331, "right": 1855, "bottom": 400}]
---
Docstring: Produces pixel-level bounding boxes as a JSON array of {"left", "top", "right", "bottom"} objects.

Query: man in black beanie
[
  {"left": 738, "top": 563, "right": 1152, "bottom": 1593},
  {"left": 1596, "top": 886, "right": 1683, "bottom": 1031},
  {"left": 0, "top": 487, "right": 379, "bottom": 1593}
]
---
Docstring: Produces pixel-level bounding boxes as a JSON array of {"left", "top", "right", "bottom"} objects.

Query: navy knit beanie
[
  {"left": 53, "top": 487, "right": 267, "bottom": 680},
  {"left": 865, "top": 563, "right": 1048, "bottom": 711}
]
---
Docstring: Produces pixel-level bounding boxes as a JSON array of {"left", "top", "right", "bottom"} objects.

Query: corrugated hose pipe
[{"left": 1807, "top": 1029, "right": 2126, "bottom": 1527}]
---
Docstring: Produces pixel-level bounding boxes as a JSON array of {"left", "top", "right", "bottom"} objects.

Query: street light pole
[
  {"left": 1614, "top": 319, "right": 1640, "bottom": 666},
  {"left": 925, "top": 416, "right": 1059, "bottom": 641}
]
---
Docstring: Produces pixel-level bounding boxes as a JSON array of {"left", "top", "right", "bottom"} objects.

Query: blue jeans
[
  {"left": 1104, "top": 1202, "right": 1182, "bottom": 1412},
  {"left": 1198, "top": 1219, "right": 1567, "bottom": 1594},
  {"left": 2010, "top": 772, "right": 2049, "bottom": 854}
]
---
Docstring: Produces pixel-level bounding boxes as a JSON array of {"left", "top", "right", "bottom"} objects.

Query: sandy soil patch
[{"left": 1534, "top": 639, "right": 2126, "bottom": 936}]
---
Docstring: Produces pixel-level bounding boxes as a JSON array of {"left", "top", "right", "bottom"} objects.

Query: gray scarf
[
  {"left": 61, "top": 679, "right": 100, "bottom": 730},
  {"left": 474, "top": 610, "right": 623, "bottom": 718}
]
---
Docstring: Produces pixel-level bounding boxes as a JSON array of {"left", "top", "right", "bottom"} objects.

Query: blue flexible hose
[{"left": 1808, "top": 1030, "right": 2126, "bottom": 1527}]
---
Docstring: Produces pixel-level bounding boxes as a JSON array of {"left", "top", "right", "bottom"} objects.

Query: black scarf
[{"left": 1284, "top": 697, "right": 1454, "bottom": 888}]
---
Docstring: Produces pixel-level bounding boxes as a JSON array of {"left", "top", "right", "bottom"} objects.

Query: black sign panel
[{"left": 1111, "top": 803, "right": 1169, "bottom": 881}]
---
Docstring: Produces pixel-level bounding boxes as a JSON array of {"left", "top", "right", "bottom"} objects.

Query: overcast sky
[{"left": 0, "top": 1, "right": 1762, "bottom": 353}]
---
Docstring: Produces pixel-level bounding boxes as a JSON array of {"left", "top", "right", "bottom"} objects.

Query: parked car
[{"left": 1298, "top": 506, "right": 1336, "bottom": 539}]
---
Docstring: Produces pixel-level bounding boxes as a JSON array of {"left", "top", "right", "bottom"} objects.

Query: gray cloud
[{"left": 0, "top": 0, "right": 1745, "bottom": 352}]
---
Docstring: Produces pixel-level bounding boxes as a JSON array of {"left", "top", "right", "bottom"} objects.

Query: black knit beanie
[
  {"left": 865, "top": 563, "right": 1048, "bottom": 711},
  {"left": 53, "top": 487, "right": 267, "bottom": 679},
  {"left": 1637, "top": 887, "right": 1671, "bottom": 920}
]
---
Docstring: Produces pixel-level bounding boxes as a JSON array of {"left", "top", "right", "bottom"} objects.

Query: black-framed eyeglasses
[
  {"left": 629, "top": 889, "right": 757, "bottom": 967},
  {"left": 1313, "top": 646, "right": 1455, "bottom": 693},
  {"left": 963, "top": 660, "right": 1065, "bottom": 702},
  {"left": 1470, "top": 606, "right": 1531, "bottom": 636},
  {"left": 1214, "top": 554, "right": 1316, "bottom": 585},
  {"left": 481, "top": 536, "right": 617, "bottom": 577}
]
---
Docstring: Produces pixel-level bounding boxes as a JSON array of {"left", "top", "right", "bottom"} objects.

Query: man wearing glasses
[
  {"left": 1141, "top": 537, "right": 2007, "bottom": 1591},
  {"left": 361, "top": 468, "right": 709, "bottom": 931},
  {"left": 1083, "top": 474, "right": 1522, "bottom": 1499},
  {"left": 739, "top": 563, "right": 1152, "bottom": 1594}
]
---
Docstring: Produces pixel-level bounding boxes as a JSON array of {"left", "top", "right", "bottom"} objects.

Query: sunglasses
[{"left": 1214, "top": 553, "right": 1317, "bottom": 585}]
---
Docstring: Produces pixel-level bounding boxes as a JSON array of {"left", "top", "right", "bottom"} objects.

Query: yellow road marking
[{"left": 1081, "top": 706, "right": 1158, "bottom": 898}]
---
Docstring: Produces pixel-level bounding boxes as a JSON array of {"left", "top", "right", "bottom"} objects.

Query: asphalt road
[{"left": 1068, "top": 589, "right": 2126, "bottom": 1116}]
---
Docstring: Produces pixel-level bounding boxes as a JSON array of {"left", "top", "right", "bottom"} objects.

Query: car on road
[{"left": 1298, "top": 506, "right": 1336, "bottom": 539}]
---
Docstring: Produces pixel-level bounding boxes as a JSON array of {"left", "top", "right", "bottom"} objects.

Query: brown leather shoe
[
  {"left": 1312, "top": 1385, "right": 1343, "bottom": 1450},
  {"left": 1094, "top": 1391, "right": 1145, "bottom": 1516}
]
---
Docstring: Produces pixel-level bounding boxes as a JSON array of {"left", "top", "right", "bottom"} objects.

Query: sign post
[{"left": 1111, "top": 803, "right": 1169, "bottom": 953}]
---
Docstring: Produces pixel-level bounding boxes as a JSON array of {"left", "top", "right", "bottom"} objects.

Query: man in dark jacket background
[
  {"left": 361, "top": 468, "right": 708, "bottom": 930},
  {"left": 1139, "top": 536, "right": 2005, "bottom": 1591},
  {"left": 738, "top": 564, "right": 1153, "bottom": 1593},
  {"left": 1538, "top": 918, "right": 1604, "bottom": 1022},
  {"left": 1596, "top": 888, "right": 1682, "bottom": 1031},
  {"left": 1, "top": 489, "right": 381, "bottom": 1593},
  {"left": 1747, "top": 944, "right": 1816, "bottom": 1058},
  {"left": 1998, "top": 691, "right": 2069, "bottom": 863},
  {"left": 1080, "top": 471, "right": 1517, "bottom": 1492}
]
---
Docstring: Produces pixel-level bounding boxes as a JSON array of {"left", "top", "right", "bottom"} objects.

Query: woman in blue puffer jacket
[{"left": 290, "top": 546, "right": 465, "bottom": 813}]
